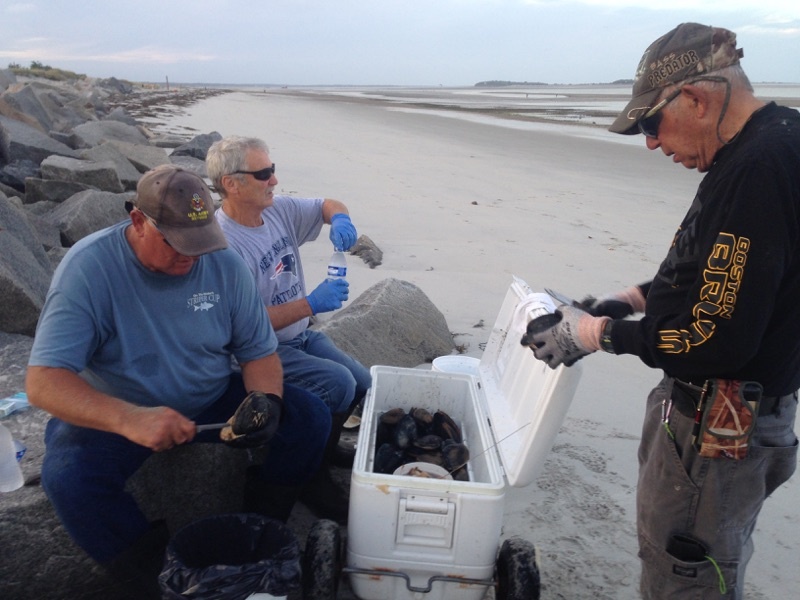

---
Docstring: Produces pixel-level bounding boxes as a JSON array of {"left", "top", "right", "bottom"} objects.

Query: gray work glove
[
  {"left": 520, "top": 305, "right": 608, "bottom": 368},
  {"left": 221, "top": 392, "right": 283, "bottom": 448}
]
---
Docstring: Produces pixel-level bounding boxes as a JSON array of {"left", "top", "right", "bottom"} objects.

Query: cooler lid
[{"left": 477, "top": 276, "right": 582, "bottom": 488}]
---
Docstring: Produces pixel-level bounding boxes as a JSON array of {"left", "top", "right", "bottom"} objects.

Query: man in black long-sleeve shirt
[{"left": 524, "top": 23, "right": 800, "bottom": 599}]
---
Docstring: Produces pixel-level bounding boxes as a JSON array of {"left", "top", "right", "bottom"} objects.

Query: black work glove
[
  {"left": 577, "top": 285, "right": 647, "bottom": 319},
  {"left": 221, "top": 392, "right": 283, "bottom": 448},
  {"left": 578, "top": 296, "right": 635, "bottom": 319}
]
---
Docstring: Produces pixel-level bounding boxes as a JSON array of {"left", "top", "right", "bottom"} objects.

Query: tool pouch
[{"left": 693, "top": 379, "right": 762, "bottom": 460}]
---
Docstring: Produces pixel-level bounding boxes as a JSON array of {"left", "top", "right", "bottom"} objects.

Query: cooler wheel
[
  {"left": 495, "top": 537, "right": 541, "bottom": 600},
  {"left": 302, "top": 518, "right": 342, "bottom": 600}
]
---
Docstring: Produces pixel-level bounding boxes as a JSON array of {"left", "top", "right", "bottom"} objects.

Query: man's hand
[
  {"left": 221, "top": 392, "right": 283, "bottom": 448},
  {"left": 520, "top": 305, "right": 609, "bottom": 368},
  {"left": 121, "top": 405, "right": 197, "bottom": 452},
  {"left": 307, "top": 278, "right": 349, "bottom": 314},
  {"left": 329, "top": 213, "right": 358, "bottom": 251},
  {"left": 578, "top": 285, "right": 646, "bottom": 319}
]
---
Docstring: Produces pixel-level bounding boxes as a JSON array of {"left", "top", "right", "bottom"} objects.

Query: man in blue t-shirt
[{"left": 26, "top": 165, "right": 330, "bottom": 599}]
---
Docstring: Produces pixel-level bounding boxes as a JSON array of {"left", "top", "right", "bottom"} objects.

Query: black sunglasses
[
  {"left": 638, "top": 88, "right": 683, "bottom": 139},
  {"left": 233, "top": 164, "right": 276, "bottom": 181},
  {"left": 638, "top": 75, "right": 731, "bottom": 139}
]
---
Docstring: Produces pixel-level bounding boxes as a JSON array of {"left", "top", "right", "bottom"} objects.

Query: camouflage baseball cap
[{"left": 609, "top": 23, "right": 743, "bottom": 135}]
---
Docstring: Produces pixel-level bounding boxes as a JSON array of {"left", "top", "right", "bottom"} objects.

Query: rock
[
  {"left": 0, "top": 178, "right": 23, "bottom": 201},
  {"left": 170, "top": 131, "right": 222, "bottom": 160},
  {"left": 45, "top": 189, "right": 133, "bottom": 246},
  {"left": 168, "top": 154, "right": 208, "bottom": 177},
  {"left": 0, "top": 159, "right": 40, "bottom": 192},
  {"left": 22, "top": 177, "right": 94, "bottom": 204},
  {"left": 40, "top": 155, "right": 124, "bottom": 193},
  {"left": 103, "top": 106, "right": 137, "bottom": 126},
  {"left": 0, "top": 197, "right": 52, "bottom": 335},
  {"left": 106, "top": 139, "right": 170, "bottom": 173},
  {"left": 0, "top": 114, "right": 80, "bottom": 165},
  {"left": 314, "top": 278, "right": 455, "bottom": 368},
  {"left": 70, "top": 119, "right": 149, "bottom": 147},
  {"left": 350, "top": 234, "right": 383, "bottom": 268},
  {"left": 0, "top": 191, "right": 51, "bottom": 270},
  {"left": 0, "top": 68, "right": 16, "bottom": 93},
  {"left": 81, "top": 142, "right": 143, "bottom": 190}
]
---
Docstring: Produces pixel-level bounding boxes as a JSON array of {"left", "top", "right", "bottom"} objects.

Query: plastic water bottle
[
  {"left": 0, "top": 422, "right": 24, "bottom": 492},
  {"left": 327, "top": 250, "right": 347, "bottom": 280}
]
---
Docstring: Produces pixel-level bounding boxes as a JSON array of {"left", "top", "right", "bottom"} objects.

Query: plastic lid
[{"left": 477, "top": 276, "right": 582, "bottom": 487}]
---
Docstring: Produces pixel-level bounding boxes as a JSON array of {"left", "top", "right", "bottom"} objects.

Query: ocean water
[{"left": 206, "top": 82, "right": 800, "bottom": 139}]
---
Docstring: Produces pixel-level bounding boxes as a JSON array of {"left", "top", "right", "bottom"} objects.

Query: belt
[{"left": 670, "top": 378, "right": 796, "bottom": 419}]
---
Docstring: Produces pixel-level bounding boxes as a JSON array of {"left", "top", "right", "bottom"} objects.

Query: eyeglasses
[
  {"left": 233, "top": 164, "right": 276, "bottom": 181},
  {"left": 638, "top": 87, "right": 683, "bottom": 139},
  {"left": 637, "top": 75, "right": 730, "bottom": 139}
]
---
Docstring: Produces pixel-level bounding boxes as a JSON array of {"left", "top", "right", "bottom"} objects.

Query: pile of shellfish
[{"left": 373, "top": 406, "right": 470, "bottom": 481}]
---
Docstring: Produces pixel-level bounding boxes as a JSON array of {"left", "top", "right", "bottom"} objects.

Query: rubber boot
[
  {"left": 298, "top": 413, "right": 351, "bottom": 523},
  {"left": 243, "top": 466, "right": 301, "bottom": 522},
  {"left": 103, "top": 520, "right": 169, "bottom": 600}
]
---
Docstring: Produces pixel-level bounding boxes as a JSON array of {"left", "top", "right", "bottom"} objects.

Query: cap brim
[
  {"left": 608, "top": 88, "right": 662, "bottom": 135},
  {"left": 160, "top": 222, "right": 228, "bottom": 257}
]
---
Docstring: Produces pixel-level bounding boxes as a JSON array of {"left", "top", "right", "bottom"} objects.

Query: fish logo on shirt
[
  {"left": 194, "top": 302, "right": 214, "bottom": 311},
  {"left": 271, "top": 253, "right": 297, "bottom": 280}
]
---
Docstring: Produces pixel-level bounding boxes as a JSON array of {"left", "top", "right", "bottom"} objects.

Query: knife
[
  {"left": 196, "top": 422, "right": 229, "bottom": 432},
  {"left": 544, "top": 288, "right": 579, "bottom": 307}
]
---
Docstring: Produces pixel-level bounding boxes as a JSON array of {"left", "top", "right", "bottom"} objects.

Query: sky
[{"left": 1, "top": 0, "right": 799, "bottom": 86}]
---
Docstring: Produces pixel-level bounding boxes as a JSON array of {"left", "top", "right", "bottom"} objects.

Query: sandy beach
[{"left": 151, "top": 88, "right": 797, "bottom": 599}]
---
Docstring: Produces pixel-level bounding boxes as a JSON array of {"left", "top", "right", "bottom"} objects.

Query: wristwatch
[{"left": 600, "top": 320, "right": 615, "bottom": 353}]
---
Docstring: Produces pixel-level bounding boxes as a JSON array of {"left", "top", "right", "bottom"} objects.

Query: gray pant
[{"left": 637, "top": 377, "right": 798, "bottom": 599}]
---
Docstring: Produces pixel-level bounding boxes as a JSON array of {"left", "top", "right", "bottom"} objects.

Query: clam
[
  {"left": 374, "top": 442, "right": 405, "bottom": 474},
  {"left": 393, "top": 413, "right": 418, "bottom": 449},
  {"left": 380, "top": 407, "right": 406, "bottom": 425},
  {"left": 442, "top": 439, "right": 470, "bottom": 471},
  {"left": 433, "top": 410, "right": 462, "bottom": 443}
]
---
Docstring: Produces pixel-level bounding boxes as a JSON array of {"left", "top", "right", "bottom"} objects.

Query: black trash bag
[{"left": 160, "top": 513, "right": 301, "bottom": 600}]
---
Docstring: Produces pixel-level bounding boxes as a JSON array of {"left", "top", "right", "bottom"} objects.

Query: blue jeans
[
  {"left": 40, "top": 374, "right": 330, "bottom": 563},
  {"left": 637, "top": 377, "right": 798, "bottom": 599},
  {"left": 277, "top": 329, "right": 371, "bottom": 414}
]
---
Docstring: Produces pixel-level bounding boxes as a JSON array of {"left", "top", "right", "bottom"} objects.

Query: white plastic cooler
[{"left": 345, "top": 276, "right": 582, "bottom": 600}]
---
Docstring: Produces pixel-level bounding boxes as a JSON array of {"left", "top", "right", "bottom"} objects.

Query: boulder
[
  {"left": 0, "top": 114, "right": 80, "bottom": 165},
  {"left": 314, "top": 278, "right": 455, "bottom": 368},
  {"left": 102, "top": 106, "right": 138, "bottom": 126},
  {"left": 80, "top": 142, "right": 142, "bottom": 190},
  {"left": 0, "top": 68, "right": 16, "bottom": 93},
  {"left": 168, "top": 154, "right": 208, "bottom": 177},
  {"left": 107, "top": 139, "right": 170, "bottom": 173},
  {"left": 22, "top": 177, "right": 94, "bottom": 204},
  {"left": 40, "top": 155, "right": 124, "bottom": 193},
  {"left": 0, "top": 201, "right": 52, "bottom": 335},
  {"left": 70, "top": 119, "right": 149, "bottom": 147},
  {"left": 0, "top": 159, "right": 40, "bottom": 192},
  {"left": 170, "top": 131, "right": 222, "bottom": 160},
  {"left": 46, "top": 189, "right": 133, "bottom": 246}
]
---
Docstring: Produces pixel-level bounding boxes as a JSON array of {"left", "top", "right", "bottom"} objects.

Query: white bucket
[{"left": 431, "top": 355, "right": 481, "bottom": 378}]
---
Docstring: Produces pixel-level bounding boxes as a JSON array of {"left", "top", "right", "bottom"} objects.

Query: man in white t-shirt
[{"left": 208, "top": 136, "right": 371, "bottom": 522}]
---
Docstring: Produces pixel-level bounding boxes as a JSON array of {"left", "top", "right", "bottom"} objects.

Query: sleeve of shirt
[
  {"left": 225, "top": 250, "right": 279, "bottom": 362},
  {"left": 273, "top": 196, "right": 325, "bottom": 246},
  {"left": 612, "top": 155, "right": 797, "bottom": 377},
  {"left": 27, "top": 250, "right": 102, "bottom": 372}
]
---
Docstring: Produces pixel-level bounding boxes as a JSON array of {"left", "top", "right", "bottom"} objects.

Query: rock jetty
[{"left": 0, "top": 70, "right": 455, "bottom": 599}]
